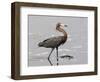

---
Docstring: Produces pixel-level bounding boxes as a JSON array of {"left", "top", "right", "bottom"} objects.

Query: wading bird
[{"left": 38, "top": 23, "right": 68, "bottom": 65}]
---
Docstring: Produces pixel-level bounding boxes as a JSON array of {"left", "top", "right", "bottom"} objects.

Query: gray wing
[{"left": 38, "top": 36, "right": 63, "bottom": 48}]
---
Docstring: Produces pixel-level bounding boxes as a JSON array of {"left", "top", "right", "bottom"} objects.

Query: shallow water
[
  {"left": 28, "top": 49, "right": 88, "bottom": 66},
  {"left": 28, "top": 15, "right": 88, "bottom": 67}
]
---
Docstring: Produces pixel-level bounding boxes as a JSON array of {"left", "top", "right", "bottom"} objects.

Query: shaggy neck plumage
[{"left": 56, "top": 27, "right": 67, "bottom": 39}]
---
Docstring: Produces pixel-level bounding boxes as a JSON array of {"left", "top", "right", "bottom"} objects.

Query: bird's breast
[{"left": 61, "top": 36, "right": 67, "bottom": 44}]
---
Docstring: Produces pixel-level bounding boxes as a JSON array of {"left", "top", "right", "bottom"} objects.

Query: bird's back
[{"left": 38, "top": 36, "right": 67, "bottom": 48}]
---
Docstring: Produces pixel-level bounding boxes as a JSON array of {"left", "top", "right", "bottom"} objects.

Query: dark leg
[
  {"left": 48, "top": 48, "right": 54, "bottom": 66},
  {"left": 56, "top": 47, "right": 59, "bottom": 65},
  {"left": 48, "top": 58, "right": 53, "bottom": 66}
]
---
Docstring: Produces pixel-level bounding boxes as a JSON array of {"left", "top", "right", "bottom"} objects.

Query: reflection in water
[
  {"left": 47, "top": 55, "right": 74, "bottom": 66},
  {"left": 28, "top": 47, "right": 88, "bottom": 66},
  {"left": 60, "top": 55, "right": 74, "bottom": 60}
]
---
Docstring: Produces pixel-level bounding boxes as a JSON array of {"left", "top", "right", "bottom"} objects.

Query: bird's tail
[{"left": 38, "top": 42, "right": 44, "bottom": 47}]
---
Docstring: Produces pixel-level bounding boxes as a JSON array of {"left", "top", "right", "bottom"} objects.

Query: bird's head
[{"left": 56, "top": 22, "right": 67, "bottom": 30}]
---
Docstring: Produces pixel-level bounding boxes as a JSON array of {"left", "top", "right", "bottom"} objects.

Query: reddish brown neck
[{"left": 56, "top": 27, "right": 67, "bottom": 39}]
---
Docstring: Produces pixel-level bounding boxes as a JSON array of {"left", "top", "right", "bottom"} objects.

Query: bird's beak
[{"left": 64, "top": 25, "right": 68, "bottom": 27}]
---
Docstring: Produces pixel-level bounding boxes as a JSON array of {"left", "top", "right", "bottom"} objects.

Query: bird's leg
[
  {"left": 48, "top": 58, "right": 52, "bottom": 66},
  {"left": 48, "top": 48, "right": 54, "bottom": 59},
  {"left": 48, "top": 48, "right": 54, "bottom": 66},
  {"left": 56, "top": 47, "right": 59, "bottom": 65}
]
